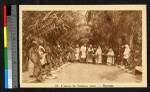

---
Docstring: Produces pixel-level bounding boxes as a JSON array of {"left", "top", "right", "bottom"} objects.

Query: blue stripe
[{"left": 5, "top": 69, "right": 8, "bottom": 88}]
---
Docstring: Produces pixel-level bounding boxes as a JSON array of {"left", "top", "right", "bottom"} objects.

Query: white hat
[
  {"left": 32, "top": 41, "right": 38, "bottom": 45},
  {"left": 125, "top": 44, "right": 129, "bottom": 48}
]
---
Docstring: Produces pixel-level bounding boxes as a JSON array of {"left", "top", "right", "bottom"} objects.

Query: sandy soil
[{"left": 22, "top": 61, "right": 141, "bottom": 83}]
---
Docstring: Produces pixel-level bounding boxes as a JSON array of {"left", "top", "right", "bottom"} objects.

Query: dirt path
[{"left": 22, "top": 62, "right": 141, "bottom": 83}]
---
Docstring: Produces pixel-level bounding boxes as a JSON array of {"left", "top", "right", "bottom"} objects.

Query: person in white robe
[
  {"left": 38, "top": 45, "right": 50, "bottom": 79},
  {"left": 39, "top": 45, "right": 47, "bottom": 66},
  {"left": 75, "top": 45, "right": 80, "bottom": 62},
  {"left": 80, "top": 44, "right": 87, "bottom": 63},
  {"left": 95, "top": 45, "right": 102, "bottom": 64},
  {"left": 123, "top": 44, "right": 131, "bottom": 66},
  {"left": 107, "top": 48, "right": 114, "bottom": 65}
]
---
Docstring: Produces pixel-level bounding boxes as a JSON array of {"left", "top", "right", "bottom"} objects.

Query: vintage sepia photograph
[{"left": 19, "top": 5, "right": 147, "bottom": 88}]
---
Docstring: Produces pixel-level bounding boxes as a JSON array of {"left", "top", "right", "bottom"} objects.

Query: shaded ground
[{"left": 22, "top": 61, "right": 141, "bottom": 83}]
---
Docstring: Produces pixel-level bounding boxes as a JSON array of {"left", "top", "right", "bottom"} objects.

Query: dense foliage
[
  {"left": 86, "top": 11, "right": 142, "bottom": 67},
  {"left": 22, "top": 11, "right": 142, "bottom": 71}
]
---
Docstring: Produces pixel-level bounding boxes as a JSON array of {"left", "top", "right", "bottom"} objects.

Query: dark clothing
[
  {"left": 102, "top": 48, "right": 108, "bottom": 64},
  {"left": 102, "top": 54, "right": 107, "bottom": 64},
  {"left": 119, "top": 46, "right": 126, "bottom": 65}
]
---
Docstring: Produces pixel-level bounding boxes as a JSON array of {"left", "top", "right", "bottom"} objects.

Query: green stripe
[{"left": 4, "top": 48, "right": 8, "bottom": 68}]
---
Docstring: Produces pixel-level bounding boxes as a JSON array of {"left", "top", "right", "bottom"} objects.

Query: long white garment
[
  {"left": 75, "top": 48, "right": 80, "bottom": 60},
  {"left": 95, "top": 48, "right": 102, "bottom": 64},
  {"left": 123, "top": 45, "right": 131, "bottom": 59},
  {"left": 80, "top": 46, "right": 87, "bottom": 59},
  {"left": 40, "top": 53, "right": 47, "bottom": 65},
  {"left": 107, "top": 50, "right": 114, "bottom": 64},
  {"left": 38, "top": 45, "right": 45, "bottom": 56},
  {"left": 38, "top": 45, "right": 47, "bottom": 65}
]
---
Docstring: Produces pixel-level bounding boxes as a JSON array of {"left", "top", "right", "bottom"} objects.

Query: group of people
[
  {"left": 28, "top": 40, "right": 131, "bottom": 82},
  {"left": 73, "top": 44, "right": 131, "bottom": 67},
  {"left": 29, "top": 41, "right": 67, "bottom": 82},
  {"left": 73, "top": 44, "right": 114, "bottom": 65}
]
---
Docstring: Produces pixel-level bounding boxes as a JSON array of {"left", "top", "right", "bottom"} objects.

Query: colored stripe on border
[
  {"left": 4, "top": 27, "right": 7, "bottom": 48},
  {"left": 3, "top": 5, "right": 6, "bottom": 26},
  {"left": 4, "top": 48, "right": 8, "bottom": 68},
  {"left": 4, "top": 5, "right": 8, "bottom": 89},
  {"left": 5, "top": 69, "right": 8, "bottom": 88}
]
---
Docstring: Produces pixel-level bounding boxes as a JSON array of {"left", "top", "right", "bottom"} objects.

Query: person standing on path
[
  {"left": 107, "top": 48, "right": 115, "bottom": 65},
  {"left": 123, "top": 44, "right": 131, "bottom": 68},
  {"left": 102, "top": 47, "right": 108, "bottom": 65},
  {"left": 29, "top": 41, "right": 43, "bottom": 82},
  {"left": 87, "top": 44, "right": 94, "bottom": 64},
  {"left": 95, "top": 45, "right": 102, "bottom": 64},
  {"left": 80, "top": 44, "right": 87, "bottom": 63},
  {"left": 93, "top": 45, "right": 97, "bottom": 64},
  {"left": 75, "top": 44, "right": 80, "bottom": 62}
]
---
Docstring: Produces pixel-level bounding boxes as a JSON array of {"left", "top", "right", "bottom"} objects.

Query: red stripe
[{"left": 3, "top": 5, "right": 6, "bottom": 26}]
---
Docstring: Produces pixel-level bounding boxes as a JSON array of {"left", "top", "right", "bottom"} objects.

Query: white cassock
[
  {"left": 123, "top": 45, "right": 131, "bottom": 59},
  {"left": 107, "top": 50, "right": 114, "bottom": 65},
  {"left": 40, "top": 53, "right": 47, "bottom": 65},
  {"left": 80, "top": 46, "right": 87, "bottom": 59},
  {"left": 95, "top": 48, "right": 102, "bottom": 64},
  {"left": 75, "top": 48, "right": 80, "bottom": 60},
  {"left": 38, "top": 45, "right": 47, "bottom": 65}
]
